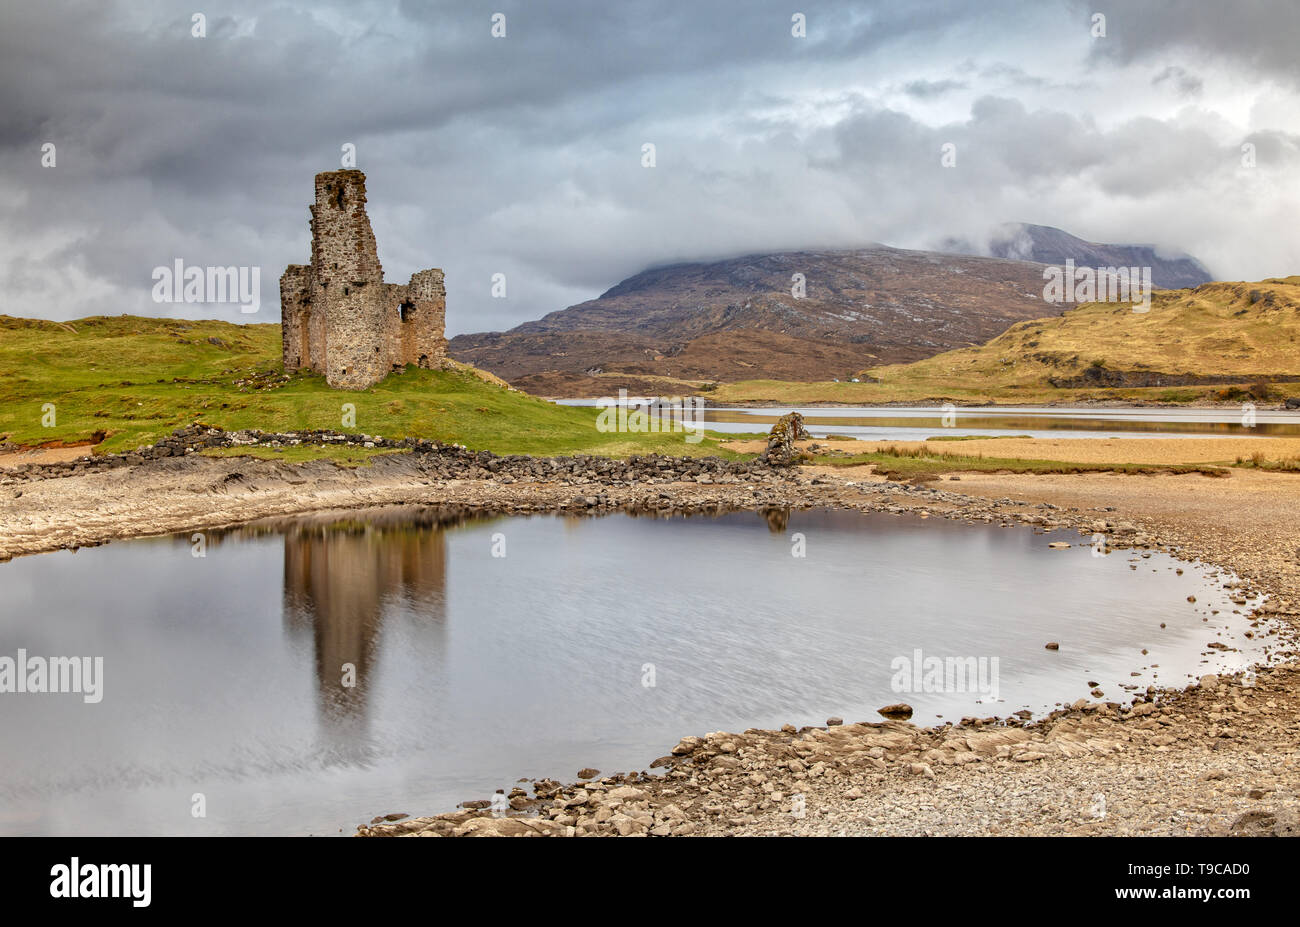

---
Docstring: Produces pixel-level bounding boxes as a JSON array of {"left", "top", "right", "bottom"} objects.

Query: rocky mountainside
[
  {"left": 449, "top": 231, "right": 1216, "bottom": 395},
  {"left": 945, "top": 223, "right": 1214, "bottom": 290},
  {"left": 450, "top": 246, "right": 1061, "bottom": 392}
]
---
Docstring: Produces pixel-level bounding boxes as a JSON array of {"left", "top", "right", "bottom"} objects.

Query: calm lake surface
[
  {"left": 555, "top": 401, "right": 1300, "bottom": 440},
  {"left": 0, "top": 507, "right": 1272, "bottom": 836}
]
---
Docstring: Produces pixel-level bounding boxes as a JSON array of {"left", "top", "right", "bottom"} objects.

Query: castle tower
[
  {"left": 280, "top": 170, "right": 447, "bottom": 390},
  {"left": 309, "top": 170, "right": 388, "bottom": 389}
]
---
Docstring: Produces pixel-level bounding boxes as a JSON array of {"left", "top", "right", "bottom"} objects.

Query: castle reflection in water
[
  {"left": 210, "top": 506, "right": 489, "bottom": 754},
  {"left": 281, "top": 510, "right": 452, "bottom": 727},
  {"left": 204, "top": 504, "right": 787, "bottom": 757}
]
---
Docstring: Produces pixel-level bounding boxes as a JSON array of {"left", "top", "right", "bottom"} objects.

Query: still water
[
  {"left": 0, "top": 507, "right": 1272, "bottom": 835},
  {"left": 554, "top": 400, "right": 1300, "bottom": 440}
]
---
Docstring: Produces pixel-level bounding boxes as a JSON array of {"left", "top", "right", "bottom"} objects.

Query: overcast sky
[{"left": 2, "top": 0, "right": 1297, "bottom": 333}]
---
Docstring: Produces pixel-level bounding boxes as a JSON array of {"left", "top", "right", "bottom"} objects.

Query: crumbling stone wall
[
  {"left": 280, "top": 264, "right": 312, "bottom": 370},
  {"left": 761, "top": 412, "right": 811, "bottom": 466},
  {"left": 280, "top": 169, "right": 447, "bottom": 390}
]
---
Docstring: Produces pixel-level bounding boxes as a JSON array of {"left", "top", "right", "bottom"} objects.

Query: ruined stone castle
[{"left": 280, "top": 170, "right": 446, "bottom": 390}]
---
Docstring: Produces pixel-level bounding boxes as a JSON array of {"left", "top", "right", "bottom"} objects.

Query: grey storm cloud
[
  {"left": 1152, "top": 65, "right": 1204, "bottom": 97},
  {"left": 0, "top": 0, "right": 1297, "bottom": 333},
  {"left": 1072, "top": 0, "right": 1300, "bottom": 86},
  {"left": 900, "top": 79, "right": 969, "bottom": 99}
]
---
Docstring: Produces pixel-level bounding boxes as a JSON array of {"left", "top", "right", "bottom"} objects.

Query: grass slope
[
  {"left": 711, "top": 278, "right": 1300, "bottom": 404},
  {"left": 0, "top": 315, "right": 730, "bottom": 457}
]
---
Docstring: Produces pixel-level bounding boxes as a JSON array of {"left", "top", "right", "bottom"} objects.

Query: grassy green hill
[
  {"left": 709, "top": 278, "right": 1300, "bottom": 404},
  {"left": 0, "top": 315, "right": 727, "bottom": 457}
]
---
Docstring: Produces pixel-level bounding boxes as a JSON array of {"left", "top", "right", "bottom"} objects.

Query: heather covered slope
[
  {"left": 450, "top": 229, "right": 1221, "bottom": 392},
  {"left": 450, "top": 245, "right": 1060, "bottom": 386}
]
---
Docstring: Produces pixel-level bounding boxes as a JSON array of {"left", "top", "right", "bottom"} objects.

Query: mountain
[
  {"left": 449, "top": 231, "right": 1218, "bottom": 396},
  {"left": 450, "top": 245, "right": 1062, "bottom": 393},
  {"left": 944, "top": 223, "right": 1214, "bottom": 289}
]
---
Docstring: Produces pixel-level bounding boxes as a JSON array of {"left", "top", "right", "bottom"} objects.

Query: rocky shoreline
[
  {"left": 2, "top": 427, "right": 1297, "bottom": 837},
  {"left": 0, "top": 425, "right": 1240, "bottom": 559},
  {"left": 357, "top": 662, "right": 1299, "bottom": 838}
]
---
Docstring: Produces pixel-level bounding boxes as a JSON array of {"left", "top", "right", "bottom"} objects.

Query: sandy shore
[
  {"left": 0, "top": 445, "right": 97, "bottom": 468},
  {"left": 2, "top": 442, "right": 1297, "bottom": 837},
  {"left": 723, "top": 434, "right": 1300, "bottom": 466}
]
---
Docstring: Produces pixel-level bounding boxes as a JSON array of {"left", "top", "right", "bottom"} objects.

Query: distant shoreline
[
  {"left": 544, "top": 396, "right": 1300, "bottom": 411},
  {"left": 713, "top": 398, "right": 1296, "bottom": 410}
]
